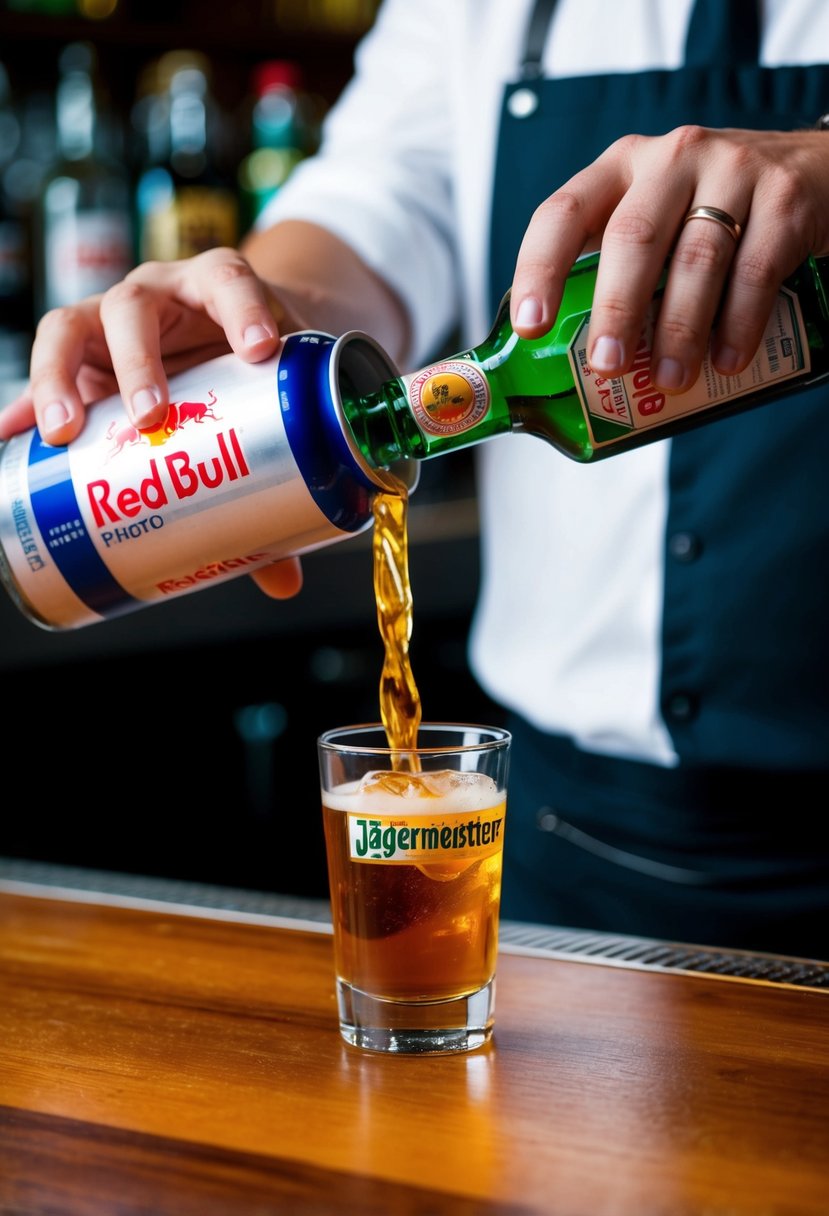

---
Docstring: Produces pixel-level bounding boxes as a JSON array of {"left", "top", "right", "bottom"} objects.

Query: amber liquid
[
  {"left": 371, "top": 486, "right": 421, "bottom": 760},
  {"left": 322, "top": 791, "right": 504, "bottom": 1001},
  {"left": 322, "top": 484, "right": 504, "bottom": 1003}
]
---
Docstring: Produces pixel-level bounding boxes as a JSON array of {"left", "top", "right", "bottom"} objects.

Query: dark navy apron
[{"left": 491, "top": 0, "right": 829, "bottom": 957}]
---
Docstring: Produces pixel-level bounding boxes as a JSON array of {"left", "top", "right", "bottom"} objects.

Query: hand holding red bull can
[{"left": 0, "top": 334, "right": 417, "bottom": 631}]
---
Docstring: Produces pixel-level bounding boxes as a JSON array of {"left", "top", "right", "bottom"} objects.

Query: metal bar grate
[
  {"left": 497, "top": 920, "right": 829, "bottom": 990},
  {"left": 2, "top": 857, "right": 827, "bottom": 992}
]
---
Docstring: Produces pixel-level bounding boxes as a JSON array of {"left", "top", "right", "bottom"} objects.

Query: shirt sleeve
[{"left": 255, "top": 0, "right": 460, "bottom": 365}]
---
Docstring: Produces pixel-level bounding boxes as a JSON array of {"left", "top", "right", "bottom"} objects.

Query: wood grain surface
[{"left": 1, "top": 890, "right": 827, "bottom": 1215}]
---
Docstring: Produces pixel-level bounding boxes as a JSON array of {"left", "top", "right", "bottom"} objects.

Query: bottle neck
[
  {"left": 342, "top": 376, "right": 411, "bottom": 466},
  {"left": 341, "top": 348, "right": 516, "bottom": 466}
]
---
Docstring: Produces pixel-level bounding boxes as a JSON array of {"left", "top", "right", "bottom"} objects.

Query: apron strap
[
  {"left": 683, "top": 0, "right": 761, "bottom": 65},
  {"left": 519, "top": 0, "right": 762, "bottom": 75},
  {"left": 520, "top": 0, "right": 558, "bottom": 79}
]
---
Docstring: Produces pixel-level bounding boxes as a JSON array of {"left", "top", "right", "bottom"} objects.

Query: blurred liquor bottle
[
  {"left": 237, "top": 59, "right": 324, "bottom": 233},
  {"left": 266, "top": 0, "right": 379, "bottom": 34},
  {"left": 133, "top": 51, "right": 239, "bottom": 262},
  {"left": 35, "top": 42, "right": 133, "bottom": 316},
  {"left": 0, "top": 60, "right": 32, "bottom": 379}
]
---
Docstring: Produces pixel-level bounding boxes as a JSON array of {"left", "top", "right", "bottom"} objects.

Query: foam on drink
[{"left": 327, "top": 768, "right": 502, "bottom": 812}]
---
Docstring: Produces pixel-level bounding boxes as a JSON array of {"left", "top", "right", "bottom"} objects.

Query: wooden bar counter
[{"left": 1, "top": 863, "right": 827, "bottom": 1215}]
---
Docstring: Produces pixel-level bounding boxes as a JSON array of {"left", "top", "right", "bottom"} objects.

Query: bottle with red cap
[{"left": 237, "top": 59, "right": 323, "bottom": 231}]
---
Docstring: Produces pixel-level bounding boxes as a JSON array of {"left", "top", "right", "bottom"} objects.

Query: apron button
[
  {"left": 508, "top": 87, "right": 539, "bottom": 119},
  {"left": 668, "top": 531, "right": 702, "bottom": 562},
  {"left": 665, "top": 692, "right": 697, "bottom": 722}
]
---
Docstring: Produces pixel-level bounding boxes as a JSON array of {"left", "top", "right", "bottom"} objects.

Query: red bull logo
[
  {"left": 106, "top": 390, "right": 221, "bottom": 458},
  {"left": 88, "top": 427, "right": 251, "bottom": 528}
]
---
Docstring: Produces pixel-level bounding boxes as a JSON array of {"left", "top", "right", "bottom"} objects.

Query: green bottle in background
[{"left": 340, "top": 251, "right": 829, "bottom": 465}]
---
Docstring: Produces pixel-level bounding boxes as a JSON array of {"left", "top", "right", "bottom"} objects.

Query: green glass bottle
[{"left": 340, "top": 250, "right": 829, "bottom": 465}]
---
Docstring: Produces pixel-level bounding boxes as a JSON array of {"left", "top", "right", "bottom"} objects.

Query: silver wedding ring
[{"left": 683, "top": 205, "right": 743, "bottom": 243}]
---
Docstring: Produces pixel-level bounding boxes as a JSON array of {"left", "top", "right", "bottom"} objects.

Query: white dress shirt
[{"left": 259, "top": 0, "right": 829, "bottom": 766}]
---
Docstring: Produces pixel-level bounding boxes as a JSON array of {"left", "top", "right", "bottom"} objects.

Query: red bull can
[{"left": 0, "top": 331, "right": 417, "bottom": 631}]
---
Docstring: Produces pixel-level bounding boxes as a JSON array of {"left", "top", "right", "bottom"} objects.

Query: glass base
[{"left": 336, "top": 978, "right": 495, "bottom": 1054}]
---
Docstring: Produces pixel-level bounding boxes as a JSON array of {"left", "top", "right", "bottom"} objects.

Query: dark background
[{"left": 1, "top": 0, "right": 376, "bottom": 118}]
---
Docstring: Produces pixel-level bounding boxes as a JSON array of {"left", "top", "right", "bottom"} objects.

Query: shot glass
[{"left": 317, "top": 722, "right": 511, "bottom": 1054}]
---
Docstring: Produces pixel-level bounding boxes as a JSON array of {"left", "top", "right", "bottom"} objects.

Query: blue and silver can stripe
[
  {"left": 29, "top": 432, "right": 139, "bottom": 618},
  {"left": 0, "top": 428, "right": 103, "bottom": 629}
]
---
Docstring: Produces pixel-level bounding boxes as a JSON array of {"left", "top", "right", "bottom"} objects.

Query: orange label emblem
[{"left": 409, "top": 360, "right": 490, "bottom": 436}]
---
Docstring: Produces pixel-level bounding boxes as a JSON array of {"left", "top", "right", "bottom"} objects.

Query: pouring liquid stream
[
  {"left": 374, "top": 485, "right": 477, "bottom": 882},
  {"left": 372, "top": 484, "right": 421, "bottom": 769}
]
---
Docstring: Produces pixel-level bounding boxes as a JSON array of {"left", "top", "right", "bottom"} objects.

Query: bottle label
[
  {"left": 569, "top": 286, "right": 810, "bottom": 443},
  {"left": 43, "top": 211, "right": 132, "bottom": 310},
  {"left": 404, "top": 359, "right": 490, "bottom": 436},
  {"left": 141, "top": 187, "right": 238, "bottom": 262}
]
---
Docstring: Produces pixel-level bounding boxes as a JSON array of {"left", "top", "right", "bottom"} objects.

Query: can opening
[{"left": 331, "top": 332, "right": 420, "bottom": 494}]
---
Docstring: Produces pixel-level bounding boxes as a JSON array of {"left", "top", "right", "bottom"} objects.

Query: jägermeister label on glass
[{"left": 348, "top": 805, "right": 505, "bottom": 864}]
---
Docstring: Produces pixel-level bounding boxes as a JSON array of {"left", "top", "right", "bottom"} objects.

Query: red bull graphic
[
  {"left": 106, "top": 419, "right": 143, "bottom": 457},
  {"left": 106, "top": 389, "right": 222, "bottom": 458}
]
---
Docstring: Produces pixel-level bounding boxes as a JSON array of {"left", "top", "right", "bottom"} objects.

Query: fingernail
[
  {"left": 42, "top": 401, "right": 70, "bottom": 436},
  {"left": 130, "top": 386, "right": 161, "bottom": 427},
  {"left": 590, "top": 335, "right": 625, "bottom": 372},
  {"left": 714, "top": 345, "right": 740, "bottom": 375},
  {"left": 654, "top": 357, "right": 687, "bottom": 391},
  {"left": 243, "top": 323, "right": 272, "bottom": 348},
  {"left": 515, "top": 297, "right": 543, "bottom": 328}
]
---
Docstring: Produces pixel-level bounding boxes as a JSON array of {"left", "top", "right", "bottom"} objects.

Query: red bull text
[{"left": 0, "top": 335, "right": 416, "bottom": 631}]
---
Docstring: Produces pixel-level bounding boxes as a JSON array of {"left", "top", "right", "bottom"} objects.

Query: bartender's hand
[
  {"left": 0, "top": 225, "right": 409, "bottom": 601},
  {"left": 510, "top": 125, "right": 829, "bottom": 393},
  {"left": 0, "top": 246, "right": 307, "bottom": 599},
  {"left": 0, "top": 245, "right": 295, "bottom": 446}
]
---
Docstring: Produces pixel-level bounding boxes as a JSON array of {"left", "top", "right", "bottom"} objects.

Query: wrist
[{"left": 241, "top": 220, "right": 410, "bottom": 362}]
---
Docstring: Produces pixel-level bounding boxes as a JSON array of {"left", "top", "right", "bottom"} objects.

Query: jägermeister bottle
[{"left": 339, "top": 250, "right": 829, "bottom": 465}]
